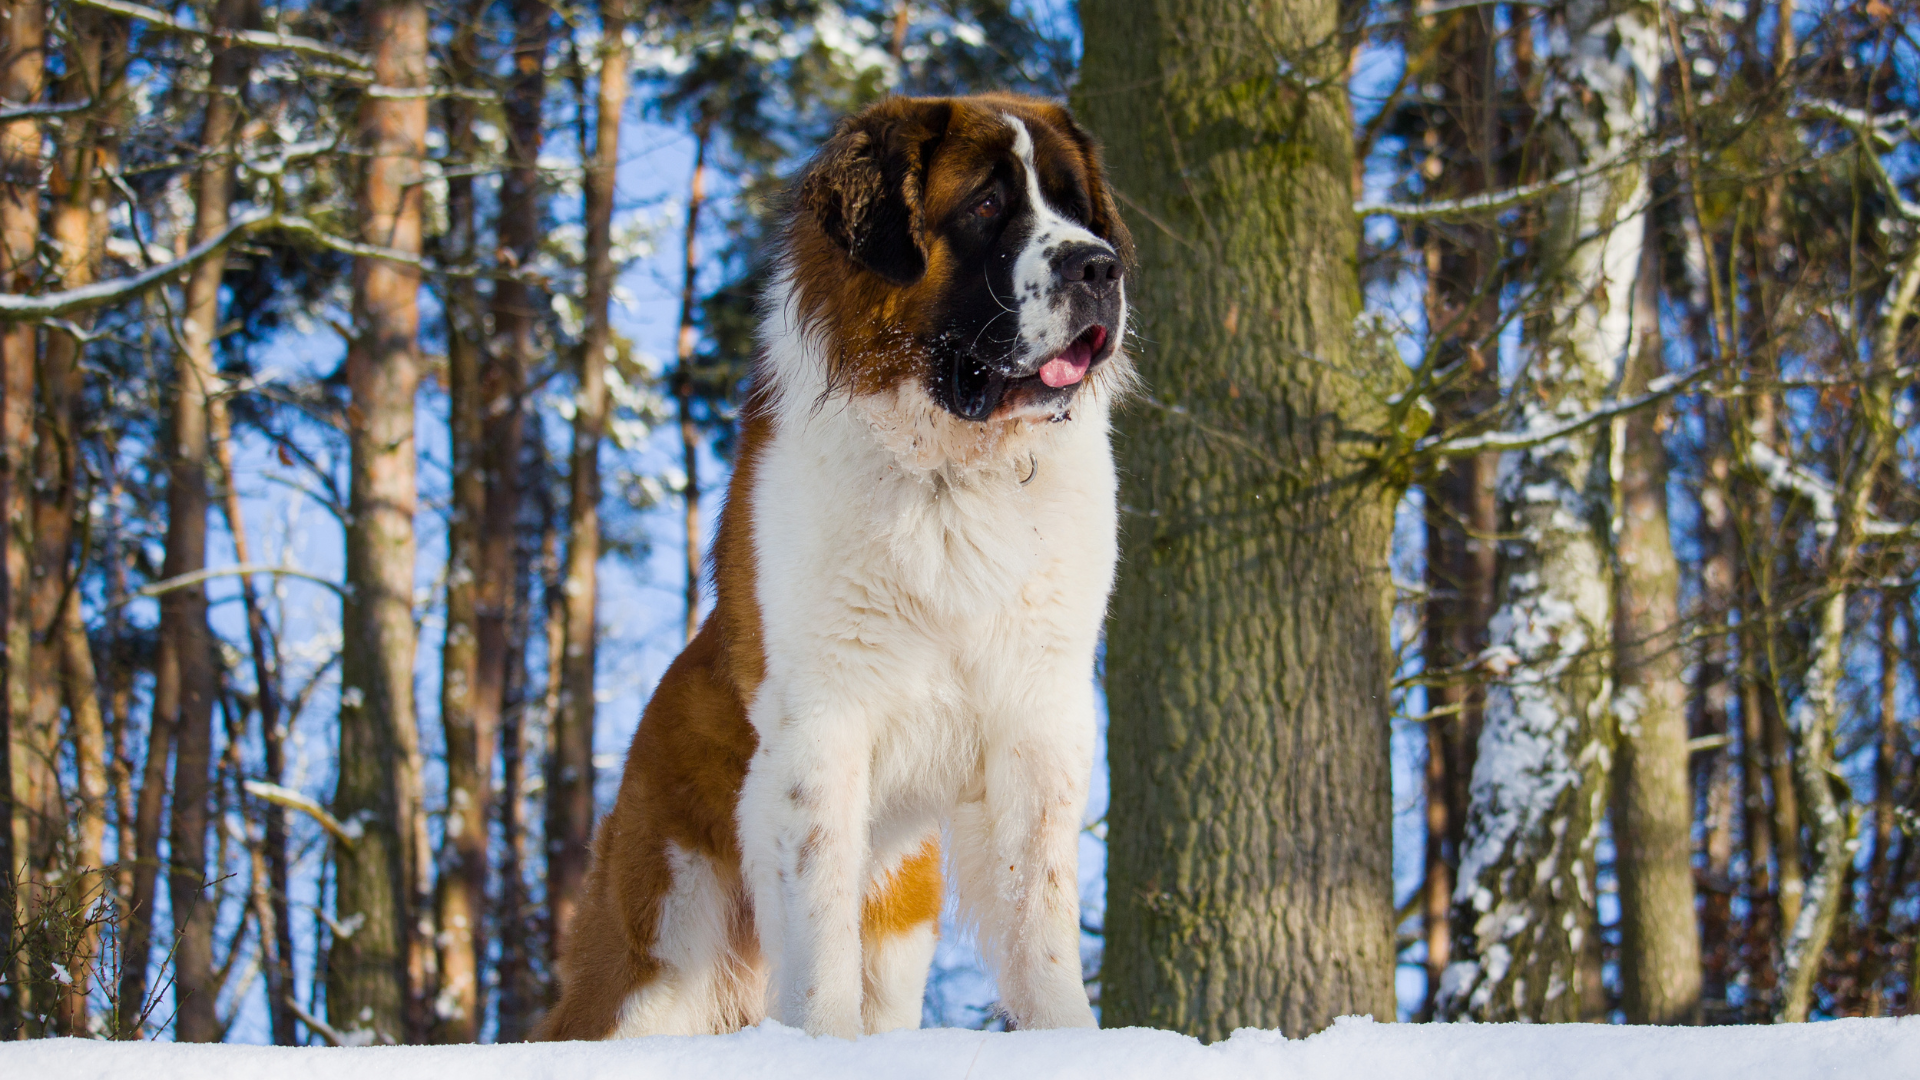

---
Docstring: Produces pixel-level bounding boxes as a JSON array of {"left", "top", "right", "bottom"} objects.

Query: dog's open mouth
[
  {"left": 1037, "top": 325, "right": 1108, "bottom": 388},
  {"left": 944, "top": 324, "right": 1115, "bottom": 421}
]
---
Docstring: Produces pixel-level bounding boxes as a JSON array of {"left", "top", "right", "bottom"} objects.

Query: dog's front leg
[
  {"left": 957, "top": 688, "right": 1098, "bottom": 1030},
  {"left": 738, "top": 708, "right": 871, "bottom": 1039}
]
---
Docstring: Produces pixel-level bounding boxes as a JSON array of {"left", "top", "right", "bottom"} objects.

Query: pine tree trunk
[
  {"left": 0, "top": 0, "right": 40, "bottom": 1032},
  {"left": 31, "top": 7, "right": 123, "bottom": 1037},
  {"left": 1443, "top": 0, "right": 1658, "bottom": 1022},
  {"left": 1416, "top": 5, "right": 1500, "bottom": 1019},
  {"left": 476, "top": 0, "right": 545, "bottom": 838},
  {"left": 26, "top": 2, "right": 107, "bottom": 960},
  {"left": 549, "top": 0, "right": 627, "bottom": 966},
  {"left": 1610, "top": 224, "right": 1701, "bottom": 1025},
  {"left": 432, "top": 1, "right": 489, "bottom": 1041},
  {"left": 331, "top": 0, "right": 428, "bottom": 1042},
  {"left": 157, "top": 0, "right": 250, "bottom": 1039},
  {"left": 56, "top": 562, "right": 107, "bottom": 1028},
  {"left": 1079, "top": 0, "right": 1397, "bottom": 1039}
]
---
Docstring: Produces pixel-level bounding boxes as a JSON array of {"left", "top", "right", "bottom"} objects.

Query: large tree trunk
[
  {"left": 1610, "top": 222, "right": 1701, "bottom": 1025},
  {"left": 0, "top": 0, "right": 40, "bottom": 1033},
  {"left": 330, "top": 0, "right": 428, "bottom": 1043},
  {"left": 1079, "top": 0, "right": 1397, "bottom": 1039},
  {"left": 1442, "top": 0, "right": 1658, "bottom": 1023},
  {"left": 549, "top": 0, "right": 627, "bottom": 968},
  {"left": 158, "top": 0, "right": 253, "bottom": 1041},
  {"left": 1415, "top": 4, "right": 1500, "bottom": 1020}
]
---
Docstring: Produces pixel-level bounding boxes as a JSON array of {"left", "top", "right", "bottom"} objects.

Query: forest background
[{"left": 1, "top": 0, "right": 1917, "bottom": 1047}]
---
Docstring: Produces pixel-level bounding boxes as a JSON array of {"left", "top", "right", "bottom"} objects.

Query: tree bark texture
[
  {"left": 158, "top": 0, "right": 251, "bottom": 1040},
  {"left": 21, "top": 2, "right": 105, "bottom": 946},
  {"left": 1441, "top": 0, "right": 1658, "bottom": 1023},
  {"left": 1609, "top": 222, "right": 1700, "bottom": 1025},
  {"left": 430, "top": 0, "right": 491, "bottom": 1041},
  {"left": 31, "top": 7, "right": 123, "bottom": 1037},
  {"left": 1415, "top": 3, "right": 1500, "bottom": 1020},
  {"left": 474, "top": 0, "right": 545, "bottom": 856},
  {"left": 1078, "top": 0, "right": 1397, "bottom": 1040},
  {"left": 331, "top": 0, "right": 428, "bottom": 1042},
  {"left": 549, "top": 0, "right": 626, "bottom": 967},
  {"left": 0, "top": 0, "right": 40, "bottom": 1030}
]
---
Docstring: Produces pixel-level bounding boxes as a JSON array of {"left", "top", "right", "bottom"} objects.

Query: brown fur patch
[
  {"left": 533, "top": 407, "right": 771, "bottom": 1041},
  {"left": 862, "top": 839, "right": 943, "bottom": 942}
]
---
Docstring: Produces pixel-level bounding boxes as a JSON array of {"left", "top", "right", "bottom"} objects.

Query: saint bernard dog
[{"left": 538, "top": 92, "right": 1133, "bottom": 1041}]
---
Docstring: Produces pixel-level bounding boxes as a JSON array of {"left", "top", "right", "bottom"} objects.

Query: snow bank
[{"left": 8, "top": 1015, "right": 1918, "bottom": 1080}]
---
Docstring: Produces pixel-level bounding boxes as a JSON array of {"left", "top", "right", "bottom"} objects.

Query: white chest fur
[{"left": 733, "top": 295, "right": 1116, "bottom": 1037}]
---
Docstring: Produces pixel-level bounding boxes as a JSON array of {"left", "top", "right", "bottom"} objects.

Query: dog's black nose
[{"left": 1057, "top": 244, "right": 1122, "bottom": 295}]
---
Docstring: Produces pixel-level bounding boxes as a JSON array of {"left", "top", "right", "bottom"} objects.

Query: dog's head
[{"left": 786, "top": 93, "right": 1133, "bottom": 424}]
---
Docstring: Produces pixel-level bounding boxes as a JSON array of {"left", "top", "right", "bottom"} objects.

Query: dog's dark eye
[{"left": 971, "top": 192, "right": 1001, "bottom": 220}]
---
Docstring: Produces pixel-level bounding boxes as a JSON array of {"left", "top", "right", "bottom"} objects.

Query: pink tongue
[{"left": 1039, "top": 342, "right": 1091, "bottom": 388}]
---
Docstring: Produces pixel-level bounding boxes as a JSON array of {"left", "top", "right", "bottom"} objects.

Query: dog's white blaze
[
  {"left": 1004, "top": 115, "right": 1111, "bottom": 366},
  {"left": 736, "top": 262, "right": 1115, "bottom": 1034}
]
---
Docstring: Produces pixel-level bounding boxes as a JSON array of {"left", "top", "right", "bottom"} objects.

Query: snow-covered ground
[{"left": 8, "top": 1016, "right": 1918, "bottom": 1079}]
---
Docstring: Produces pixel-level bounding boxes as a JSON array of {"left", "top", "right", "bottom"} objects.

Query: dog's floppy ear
[{"left": 799, "top": 99, "right": 952, "bottom": 287}]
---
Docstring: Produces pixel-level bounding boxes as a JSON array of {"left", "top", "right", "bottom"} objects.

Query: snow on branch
[
  {"left": 1798, "top": 99, "right": 1920, "bottom": 221},
  {"left": 0, "top": 97, "right": 90, "bottom": 120},
  {"left": 1414, "top": 366, "right": 1710, "bottom": 458},
  {"left": 273, "top": 216, "right": 547, "bottom": 283},
  {"left": 243, "top": 780, "right": 360, "bottom": 846},
  {"left": 1746, "top": 440, "right": 1914, "bottom": 541},
  {"left": 0, "top": 209, "right": 276, "bottom": 321},
  {"left": 1355, "top": 137, "right": 1681, "bottom": 221},
  {"left": 67, "top": 0, "right": 373, "bottom": 70},
  {"left": 133, "top": 561, "right": 346, "bottom": 600},
  {"left": 1747, "top": 441, "right": 1837, "bottom": 533}
]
